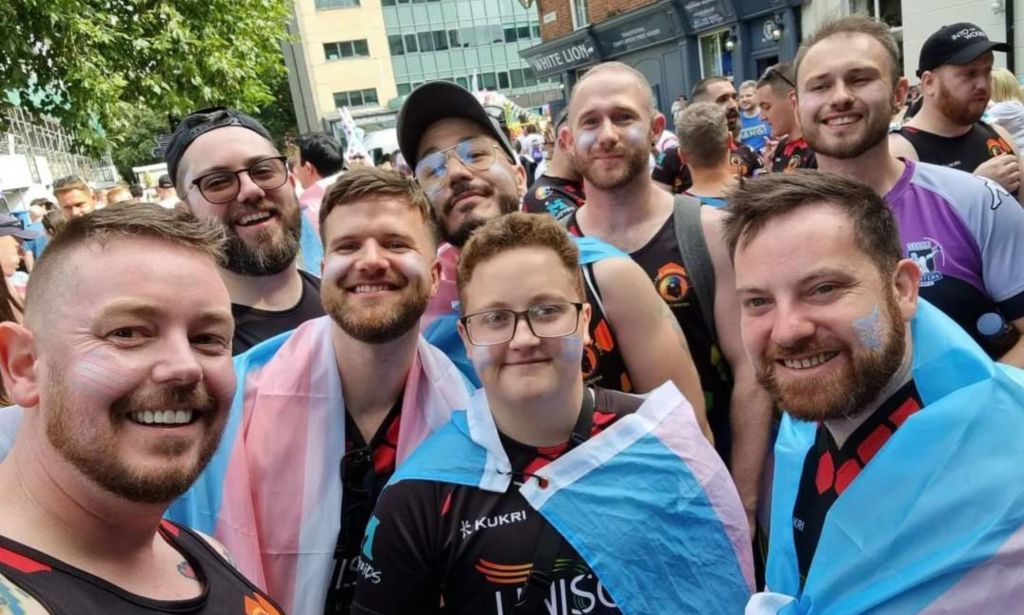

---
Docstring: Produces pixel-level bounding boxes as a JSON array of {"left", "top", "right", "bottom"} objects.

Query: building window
[
  {"left": 397, "top": 83, "right": 412, "bottom": 96},
  {"left": 315, "top": 0, "right": 359, "bottom": 9},
  {"left": 418, "top": 31, "right": 434, "bottom": 52},
  {"left": 388, "top": 35, "right": 404, "bottom": 56},
  {"left": 333, "top": 88, "right": 379, "bottom": 108},
  {"left": 698, "top": 30, "right": 734, "bottom": 79},
  {"left": 324, "top": 39, "right": 370, "bottom": 61},
  {"left": 848, "top": 0, "right": 903, "bottom": 73},
  {"left": 403, "top": 34, "right": 418, "bottom": 53},
  {"left": 571, "top": 0, "right": 589, "bottom": 30}
]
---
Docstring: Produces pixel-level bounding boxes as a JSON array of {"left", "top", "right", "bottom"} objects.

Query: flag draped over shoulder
[
  {"left": 749, "top": 300, "right": 1024, "bottom": 614},
  {"left": 387, "top": 383, "right": 755, "bottom": 614},
  {"left": 166, "top": 316, "right": 472, "bottom": 614},
  {"left": 422, "top": 235, "right": 628, "bottom": 387}
]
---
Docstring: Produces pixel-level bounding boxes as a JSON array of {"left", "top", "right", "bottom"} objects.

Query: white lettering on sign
[
  {"left": 543, "top": 11, "right": 557, "bottom": 24},
  {"left": 528, "top": 42, "right": 594, "bottom": 74}
]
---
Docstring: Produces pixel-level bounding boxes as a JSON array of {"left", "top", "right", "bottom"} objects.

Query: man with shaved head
[{"left": 563, "top": 61, "right": 775, "bottom": 532}]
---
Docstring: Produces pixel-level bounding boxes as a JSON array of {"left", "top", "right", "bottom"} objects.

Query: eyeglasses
[
  {"left": 414, "top": 137, "right": 505, "bottom": 195},
  {"left": 460, "top": 302, "right": 584, "bottom": 347},
  {"left": 189, "top": 156, "right": 288, "bottom": 204},
  {"left": 761, "top": 66, "right": 795, "bottom": 90}
]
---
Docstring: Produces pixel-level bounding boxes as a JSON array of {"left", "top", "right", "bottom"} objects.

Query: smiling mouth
[
  {"left": 350, "top": 283, "right": 399, "bottom": 293},
  {"left": 779, "top": 351, "right": 839, "bottom": 370},
  {"left": 127, "top": 409, "right": 201, "bottom": 427},
  {"left": 236, "top": 211, "right": 274, "bottom": 226},
  {"left": 824, "top": 115, "right": 859, "bottom": 126}
]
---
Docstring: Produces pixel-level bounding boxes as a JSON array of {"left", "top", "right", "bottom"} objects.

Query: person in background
[
  {"left": 756, "top": 63, "right": 817, "bottom": 172},
  {"left": 106, "top": 185, "right": 133, "bottom": 205},
  {"left": 524, "top": 109, "right": 586, "bottom": 222},
  {"left": 22, "top": 199, "right": 53, "bottom": 261},
  {"left": 129, "top": 183, "right": 145, "bottom": 199},
  {"left": 295, "top": 132, "right": 345, "bottom": 225},
  {"left": 41, "top": 211, "right": 65, "bottom": 241},
  {"left": 156, "top": 174, "right": 178, "bottom": 208},
  {"left": 53, "top": 176, "right": 96, "bottom": 219},
  {"left": 890, "top": 23, "right": 1020, "bottom": 195},
  {"left": 987, "top": 67, "right": 1024, "bottom": 152},
  {"left": 738, "top": 79, "right": 770, "bottom": 152},
  {"left": 675, "top": 102, "right": 737, "bottom": 207},
  {"left": 377, "top": 152, "right": 394, "bottom": 170}
]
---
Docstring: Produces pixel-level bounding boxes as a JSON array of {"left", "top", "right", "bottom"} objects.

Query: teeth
[
  {"left": 128, "top": 410, "right": 195, "bottom": 426},
  {"left": 354, "top": 284, "right": 391, "bottom": 293},
  {"left": 238, "top": 212, "right": 271, "bottom": 225},
  {"left": 782, "top": 352, "right": 837, "bottom": 370},
  {"left": 826, "top": 116, "right": 857, "bottom": 126}
]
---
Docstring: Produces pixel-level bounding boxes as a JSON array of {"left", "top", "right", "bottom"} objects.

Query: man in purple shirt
[{"left": 795, "top": 15, "right": 1024, "bottom": 366}]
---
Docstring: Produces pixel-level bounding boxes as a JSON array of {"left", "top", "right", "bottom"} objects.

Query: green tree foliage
[{"left": 1, "top": 0, "right": 294, "bottom": 156}]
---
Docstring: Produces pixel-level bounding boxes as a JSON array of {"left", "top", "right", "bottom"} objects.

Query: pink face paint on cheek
[{"left": 70, "top": 349, "right": 139, "bottom": 400}]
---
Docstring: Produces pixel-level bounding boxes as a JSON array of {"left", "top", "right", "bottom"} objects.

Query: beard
[
  {"left": 439, "top": 184, "right": 520, "bottom": 248},
  {"left": 222, "top": 199, "right": 303, "bottom": 276},
  {"left": 756, "top": 294, "right": 906, "bottom": 422},
  {"left": 579, "top": 144, "right": 649, "bottom": 191},
  {"left": 803, "top": 103, "right": 891, "bottom": 160},
  {"left": 46, "top": 381, "right": 224, "bottom": 504},
  {"left": 323, "top": 275, "right": 432, "bottom": 344},
  {"left": 936, "top": 81, "right": 987, "bottom": 126}
]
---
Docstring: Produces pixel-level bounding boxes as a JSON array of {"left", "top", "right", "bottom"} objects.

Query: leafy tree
[{"left": 1, "top": 0, "right": 293, "bottom": 154}]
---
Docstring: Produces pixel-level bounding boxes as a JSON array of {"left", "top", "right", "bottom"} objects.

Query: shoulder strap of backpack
[{"left": 672, "top": 195, "right": 717, "bottom": 342}]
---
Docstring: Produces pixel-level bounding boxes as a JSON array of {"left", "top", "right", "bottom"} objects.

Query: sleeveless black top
[
  {"left": 896, "top": 122, "right": 1012, "bottom": 174},
  {"left": 0, "top": 520, "right": 284, "bottom": 614}
]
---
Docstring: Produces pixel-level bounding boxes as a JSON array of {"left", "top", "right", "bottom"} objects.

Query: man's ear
[
  {"left": 0, "top": 323, "right": 39, "bottom": 408},
  {"left": 651, "top": 112, "right": 667, "bottom": 142},
  {"left": 893, "top": 259, "right": 921, "bottom": 323}
]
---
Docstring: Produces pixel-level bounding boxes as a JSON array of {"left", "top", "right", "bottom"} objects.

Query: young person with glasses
[
  {"left": 352, "top": 212, "right": 753, "bottom": 615},
  {"left": 755, "top": 63, "right": 817, "bottom": 173},
  {"left": 164, "top": 107, "right": 325, "bottom": 354},
  {"left": 167, "top": 167, "right": 472, "bottom": 615}
]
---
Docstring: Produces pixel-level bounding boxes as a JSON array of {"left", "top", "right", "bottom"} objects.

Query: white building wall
[{"left": 900, "top": 0, "right": 1021, "bottom": 82}]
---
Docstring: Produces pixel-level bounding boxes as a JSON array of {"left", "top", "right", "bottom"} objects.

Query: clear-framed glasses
[
  {"left": 189, "top": 155, "right": 288, "bottom": 204},
  {"left": 414, "top": 137, "right": 504, "bottom": 194},
  {"left": 460, "top": 302, "right": 584, "bottom": 347}
]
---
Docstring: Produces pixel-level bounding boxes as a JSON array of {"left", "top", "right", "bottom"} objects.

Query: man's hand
[{"left": 974, "top": 154, "right": 1021, "bottom": 194}]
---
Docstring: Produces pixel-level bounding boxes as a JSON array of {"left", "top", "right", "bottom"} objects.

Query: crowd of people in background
[{"left": 0, "top": 14, "right": 1021, "bottom": 615}]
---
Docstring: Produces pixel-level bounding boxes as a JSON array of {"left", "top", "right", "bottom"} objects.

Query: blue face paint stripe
[{"left": 853, "top": 304, "right": 884, "bottom": 351}]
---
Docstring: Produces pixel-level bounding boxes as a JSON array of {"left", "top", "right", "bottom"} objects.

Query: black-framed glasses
[
  {"left": 414, "top": 137, "right": 504, "bottom": 195},
  {"left": 460, "top": 302, "right": 584, "bottom": 347},
  {"left": 189, "top": 155, "right": 288, "bottom": 204},
  {"left": 761, "top": 66, "right": 795, "bottom": 89}
]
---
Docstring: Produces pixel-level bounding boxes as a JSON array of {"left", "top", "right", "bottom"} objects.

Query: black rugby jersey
[
  {"left": 523, "top": 174, "right": 586, "bottom": 222},
  {"left": 350, "top": 388, "right": 642, "bottom": 615},
  {"left": 896, "top": 122, "right": 1013, "bottom": 176},
  {"left": 770, "top": 136, "right": 817, "bottom": 173},
  {"left": 566, "top": 213, "right": 735, "bottom": 463},
  {"left": 792, "top": 380, "right": 923, "bottom": 587},
  {"left": 0, "top": 521, "right": 284, "bottom": 614}
]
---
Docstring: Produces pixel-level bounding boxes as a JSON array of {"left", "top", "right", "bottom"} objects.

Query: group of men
[{"left": 0, "top": 13, "right": 1021, "bottom": 615}]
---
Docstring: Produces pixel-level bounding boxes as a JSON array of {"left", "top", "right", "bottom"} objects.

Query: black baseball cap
[
  {"left": 164, "top": 107, "right": 273, "bottom": 185},
  {"left": 397, "top": 81, "right": 516, "bottom": 168},
  {"left": 0, "top": 215, "right": 40, "bottom": 241},
  {"left": 157, "top": 174, "right": 174, "bottom": 188},
  {"left": 917, "top": 23, "right": 1010, "bottom": 77}
]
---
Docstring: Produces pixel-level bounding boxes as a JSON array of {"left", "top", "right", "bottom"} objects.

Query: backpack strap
[{"left": 672, "top": 195, "right": 717, "bottom": 342}]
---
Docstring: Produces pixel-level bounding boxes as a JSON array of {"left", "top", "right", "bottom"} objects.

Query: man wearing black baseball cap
[
  {"left": 399, "top": 80, "right": 708, "bottom": 437},
  {"left": 164, "top": 107, "right": 324, "bottom": 354},
  {"left": 890, "top": 23, "right": 1021, "bottom": 194}
]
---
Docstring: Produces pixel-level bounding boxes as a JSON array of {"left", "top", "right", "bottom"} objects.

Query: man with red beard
[
  {"left": 728, "top": 171, "right": 1024, "bottom": 614},
  {"left": 0, "top": 205, "right": 284, "bottom": 613},
  {"left": 562, "top": 61, "right": 774, "bottom": 533},
  {"left": 795, "top": 15, "right": 1024, "bottom": 367},
  {"left": 167, "top": 167, "right": 472, "bottom": 615},
  {"left": 165, "top": 107, "right": 325, "bottom": 355},
  {"left": 890, "top": 23, "right": 1021, "bottom": 195},
  {"left": 399, "top": 80, "right": 709, "bottom": 439}
]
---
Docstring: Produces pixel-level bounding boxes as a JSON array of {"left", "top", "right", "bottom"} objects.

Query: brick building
[{"left": 520, "top": 0, "right": 805, "bottom": 116}]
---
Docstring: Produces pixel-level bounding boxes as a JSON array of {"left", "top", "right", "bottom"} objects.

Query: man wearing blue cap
[
  {"left": 164, "top": 107, "right": 325, "bottom": 354},
  {"left": 891, "top": 23, "right": 1022, "bottom": 195}
]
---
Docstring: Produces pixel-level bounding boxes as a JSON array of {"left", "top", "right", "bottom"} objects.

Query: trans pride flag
[
  {"left": 748, "top": 300, "right": 1024, "bottom": 614},
  {"left": 166, "top": 316, "right": 472, "bottom": 614},
  {"left": 384, "top": 382, "right": 755, "bottom": 613}
]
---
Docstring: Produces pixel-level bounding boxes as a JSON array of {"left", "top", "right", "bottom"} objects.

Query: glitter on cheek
[
  {"left": 556, "top": 336, "right": 584, "bottom": 362},
  {"left": 467, "top": 345, "right": 501, "bottom": 372},
  {"left": 852, "top": 304, "right": 884, "bottom": 351}
]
